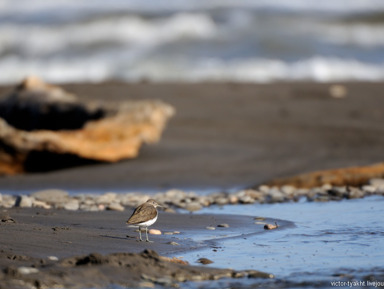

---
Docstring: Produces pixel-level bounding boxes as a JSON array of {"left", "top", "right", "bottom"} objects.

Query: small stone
[
  {"left": 167, "top": 241, "right": 179, "bottom": 246},
  {"left": 206, "top": 226, "right": 216, "bottom": 230},
  {"left": 347, "top": 187, "right": 364, "bottom": 199},
  {"left": 107, "top": 202, "right": 125, "bottom": 211},
  {"left": 197, "top": 258, "right": 213, "bottom": 265},
  {"left": 139, "top": 281, "right": 155, "bottom": 288},
  {"left": 18, "top": 195, "right": 34, "bottom": 208},
  {"left": 281, "top": 185, "right": 296, "bottom": 196},
  {"left": 48, "top": 256, "right": 59, "bottom": 261},
  {"left": 247, "top": 270, "right": 274, "bottom": 279},
  {"left": 254, "top": 217, "right": 265, "bottom": 221},
  {"left": 184, "top": 202, "right": 202, "bottom": 212},
  {"left": 96, "top": 192, "right": 117, "bottom": 205},
  {"left": 232, "top": 272, "right": 246, "bottom": 278},
  {"left": 217, "top": 223, "right": 229, "bottom": 228},
  {"left": 264, "top": 222, "right": 278, "bottom": 230},
  {"left": 362, "top": 185, "right": 376, "bottom": 194},
  {"left": 239, "top": 195, "right": 255, "bottom": 204},
  {"left": 33, "top": 200, "right": 51, "bottom": 209},
  {"left": 215, "top": 197, "right": 229, "bottom": 206},
  {"left": 63, "top": 199, "right": 80, "bottom": 211},
  {"left": 18, "top": 267, "right": 39, "bottom": 275},
  {"left": 228, "top": 195, "right": 238, "bottom": 204},
  {"left": 31, "top": 189, "right": 69, "bottom": 203},
  {"left": 329, "top": 84, "right": 347, "bottom": 98},
  {"left": 173, "top": 231, "right": 180, "bottom": 234},
  {"left": 164, "top": 232, "right": 174, "bottom": 235},
  {"left": 149, "top": 229, "right": 161, "bottom": 235},
  {"left": 258, "top": 185, "right": 270, "bottom": 193}
]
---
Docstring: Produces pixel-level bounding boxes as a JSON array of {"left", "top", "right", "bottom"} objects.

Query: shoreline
[{"left": 0, "top": 207, "right": 287, "bottom": 288}]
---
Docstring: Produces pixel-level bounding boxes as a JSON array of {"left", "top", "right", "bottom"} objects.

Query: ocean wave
[
  {"left": 1, "top": 56, "right": 383, "bottom": 84},
  {"left": 0, "top": 13, "right": 217, "bottom": 56},
  {"left": 2, "top": 0, "right": 384, "bottom": 17}
]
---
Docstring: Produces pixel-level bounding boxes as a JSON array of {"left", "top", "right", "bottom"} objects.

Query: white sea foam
[
  {"left": 1, "top": 56, "right": 383, "bottom": 85},
  {"left": 0, "top": 13, "right": 217, "bottom": 56}
]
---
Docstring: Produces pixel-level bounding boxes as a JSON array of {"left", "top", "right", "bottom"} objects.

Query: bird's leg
[
  {"left": 145, "top": 227, "right": 152, "bottom": 242},
  {"left": 139, "top": 227, "right": 143, "bottom": 242}
]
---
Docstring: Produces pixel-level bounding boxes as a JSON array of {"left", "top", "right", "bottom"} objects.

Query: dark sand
[
  {"left": 0, "top": 82, "right": 383, "bottom": 192},
  {"left": 0, "top": 207, "right": 289, "bottom": 288}
]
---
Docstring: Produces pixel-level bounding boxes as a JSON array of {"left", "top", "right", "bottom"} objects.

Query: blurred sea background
[{"left": 1, "top": 0, "right": 384, "bottom": 85}]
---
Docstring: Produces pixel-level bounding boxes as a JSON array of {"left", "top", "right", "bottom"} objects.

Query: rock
[
  {"left": 97, "top": 192, "right": 117, "bottom": 205},
  {"left": 63, "top": 199, "right": 80, "bottom": 211},
  {"left": 148, "top": 229, "right": 162, "bottom": 235},
  {"left": 228, "top": 195, "right": 238, "bottom": 204},
  {"left": 31, "top": 189, "right": 69, "bottom": 204},
  {"left": 48, "top": 256, "right": 59, "bottom": 261},
  {"left": 264, "top": 222, "right": 279, "bottom": 230},
  {"left": 17, "top": 195, "right": 34, "bottom": 208},
  {"left": 197, "top": 258, "right": 213, "bottom": 265},
  {"left": 167, "top": 242, "right": 180, "bottom": 246},
  {"left": 17, "top": 267, "right": 39, "bottom": 275},
  {"left": 184, "top": 202, "right": 202, "bottom": 212},
  {"left": 1, "top": 195, "right": 17, "bottom": 208},
  {"left": 362, "top": 185, "right": 376, "bottom": 194},
  {"left": 139, "top": 281, "right": 155, "bottom": 288},
  {"left": 347, "top": 187, "right": 364, "bottom": 199},
  {"left": 0, "top": 76, "right": 174, "bottom": 175},
  {"left": 217, "top": 223, "right": 229, "bottom": 228},
  {"left": 246, "top": 270, "right": 274, "bottom": 279},
  {"left": 32, "top": 200, "right": 51, "bottom": 209},
  {"left": 206, "top": 226, "right": 216, "bottom": 230},
  {"left": 107, "top": 202, "right": 125, "bottom": 211},
  {"left": 369, "top": 178, "right": 384, "bottom": 192},
  {"left": 329, "top": 84, "right": 347, "bottom": 99}
]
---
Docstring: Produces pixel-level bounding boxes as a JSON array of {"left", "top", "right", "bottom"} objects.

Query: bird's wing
[{"left": 126, "top": 205, "right": 157, "bottom": 225}]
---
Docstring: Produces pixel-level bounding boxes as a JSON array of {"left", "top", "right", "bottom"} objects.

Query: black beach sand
[{"left": 0, "top": 81, "right": 384, "bottom": 288}]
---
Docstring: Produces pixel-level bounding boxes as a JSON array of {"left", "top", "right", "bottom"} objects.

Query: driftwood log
[{"left": 0, "top": 76, "right": 174, "bottom": 175}]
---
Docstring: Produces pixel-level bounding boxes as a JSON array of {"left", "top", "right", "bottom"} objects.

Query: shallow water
[{"left": 178, "top": 196, "right": 384, "bottom": 287}]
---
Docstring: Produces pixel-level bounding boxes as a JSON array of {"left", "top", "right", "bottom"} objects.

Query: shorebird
[{"left": 126, "top": 199, "right": 161, "bottom": 242}]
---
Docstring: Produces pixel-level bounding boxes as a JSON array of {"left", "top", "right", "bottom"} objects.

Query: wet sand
[
  {"left": 0, "top": 81, "right": 383, "bottom": 192},
  {"left": 0, "top": 207, "right": 289, "bottom": 288}
]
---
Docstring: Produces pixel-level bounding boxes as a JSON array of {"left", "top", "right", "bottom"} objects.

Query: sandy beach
[
  {"left": 1, "top": 81, "right": 384, "bottom": 288},
  {"left": 0, "top": 81, "right": 383, "bottom": 192}
]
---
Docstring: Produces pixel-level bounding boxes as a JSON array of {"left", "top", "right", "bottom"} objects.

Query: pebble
[
  {"left": 18, "top": 266, "right": 39, "bottom": 275},
  {"left": 264, "top": 222, "right": 278, "bottom": 230},
  {"left": 139, "top": 281, "right": 155, "bottom": 288},
  {"left": 48, "top": 256, "right": 59, "bottom": 261},
  {"left": 18, "top": 195, "right": 34, "bottom": 208},
  {"left": 107, "top": 202, "right": 125, "bottom": 211},
  {"left": 1, "top": 178, "right": 384, "bottom": 212},
  {"left": 33, "top": 200, "right": 51, "bottom": 209},
  {"left": 167, "top": 241, "right": 180, "bottom": 246},
  {"left": 206, "top": 226, "right": 216, "bottom": 230},
  {"left": 329, "top": 84, "right": 347, "bottom": 99},
  {"left": 31, "top": 189, "right": 69, "bottom": 203},
  {"left": 63, "top": 199, "right": 80, "bottom": 211},
  {"left": 148, "top": 229, "right": 161, "bottom": 235},
  {"left": 197, "top": 258, "right": 213, "bottom": 265},
  {"left": 217, "top": 223, "right": 229, "bottom": 228}
]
